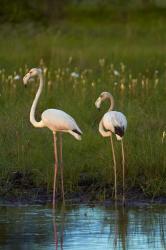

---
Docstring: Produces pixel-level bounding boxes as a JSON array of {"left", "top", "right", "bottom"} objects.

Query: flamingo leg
[
  {"left": 110, "top": 134, "right": 117, "bottom": 200},
  {"left": 59, "top": 133, "right": 65, "bottom": 203},
  {"left": 121, "top": 140, "right": 125, "bottom": 205},
  {"left": 53, "top": 132, "right": 58, "bottom": 209}
]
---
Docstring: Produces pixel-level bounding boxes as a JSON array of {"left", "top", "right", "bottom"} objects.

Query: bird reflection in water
[
  {"left": 106, "top": 202, "right": 128, "bottom": 250},
  {"left": 52, "top": 205, "right": 65, "bottom": 250}
]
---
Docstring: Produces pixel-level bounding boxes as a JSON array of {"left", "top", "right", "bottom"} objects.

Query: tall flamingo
[
  {"left": 95, "top": 92, "right": 127, "bottom": 203},
  {"left": 23, "top": 68, "right": 82, "bottom": 208}
]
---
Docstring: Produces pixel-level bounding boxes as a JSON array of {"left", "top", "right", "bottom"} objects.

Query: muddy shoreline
[
  {"left": 0, "top": 171, "right": 165, "bottom": 206},
  {"left": 0, "top": 187, "right": 166, "bottom": 207}
]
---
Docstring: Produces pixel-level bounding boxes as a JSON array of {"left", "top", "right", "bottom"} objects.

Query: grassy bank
[{"left": 0, "top": 10, "right": 165, "bottom": 199}]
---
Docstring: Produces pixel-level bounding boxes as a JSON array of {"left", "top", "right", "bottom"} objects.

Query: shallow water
[{"left": 0, "top": 203, "right": 165, "bottom": 250}]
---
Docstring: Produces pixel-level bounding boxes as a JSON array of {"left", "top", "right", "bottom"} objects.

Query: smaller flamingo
[
  {"left": 23, "top": 68, "right": 82, "bottom": 208},
  {"left": 95, "top": 91, "right": 127, "bottom": 203}
]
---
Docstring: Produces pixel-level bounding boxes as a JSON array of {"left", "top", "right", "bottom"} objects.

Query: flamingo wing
[
  {"left": 102, "top": 111, "right": 127, "bottom": 139},
  {"left": 41, "top": 109, "right": 82, "bottom": 134}
]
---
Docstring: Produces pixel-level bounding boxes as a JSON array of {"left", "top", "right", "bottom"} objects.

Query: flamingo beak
[
  {"left": 23, "top": 72, "right": 30, "bottom": 87},
  {"left": 95, "top": 97, "right": 101, "bottom": 110}
]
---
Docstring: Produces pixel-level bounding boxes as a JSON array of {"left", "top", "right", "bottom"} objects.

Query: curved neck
[
  {"left": 108, "top": 94, "right": 114, "bottom": 111},
  {"left": 30, "top": 73, "right": 44, "bottom": 128},
  {"left": 99, "top": 121, "right": 111, "bottom": 137}
]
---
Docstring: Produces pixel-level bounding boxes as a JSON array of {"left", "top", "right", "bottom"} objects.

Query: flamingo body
[
  {"left": 95, "top": 91, "right": 127, "bottom": 202},
  {"left": 41, "top": 109, "right": 82, "bottom": 140},
  {"left": 102, "top": 111, "right": 127, "bottom": 140},
  {"left": 23, "top": 68, "right": 82, "bottom": 207}
]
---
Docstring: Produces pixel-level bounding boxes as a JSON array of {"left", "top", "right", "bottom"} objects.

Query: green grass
[{"left": 0, "top": 10, "right": 165, "bottom": 199}]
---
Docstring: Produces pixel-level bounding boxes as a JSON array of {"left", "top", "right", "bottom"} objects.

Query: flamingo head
[
  {"left": 95, "top": 91, "right": 111, "bottom": 109},
  {"left": 23, "top": 68, "right": 42, "bottom": 86}
]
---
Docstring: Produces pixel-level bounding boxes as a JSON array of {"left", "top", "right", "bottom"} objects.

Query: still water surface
[{"left": 0, "top": 203, "right": 165, "bottom": 250}]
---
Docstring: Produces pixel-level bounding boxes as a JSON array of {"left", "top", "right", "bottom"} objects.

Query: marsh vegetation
[{"left": 0, "top": 4, "right": 165, "bottom": 200}]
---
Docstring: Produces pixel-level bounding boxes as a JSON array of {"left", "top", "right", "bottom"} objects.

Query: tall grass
[{"left": 0, "top": 12, "right": 165, "bottom": 198}]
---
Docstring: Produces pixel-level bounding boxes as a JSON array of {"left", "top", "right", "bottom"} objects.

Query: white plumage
[
  {"left": 23, "top": 68, "right": 82, "bottom": 139},
  {"left": 102, "top": 111, "right": 127, "bottom": 140},
  {"left": 23, "top": 68, "right": 82, "bottom": 208},
  {"left": 95, "top": 91, "right": 127, "bottom": 203},
  {"left": 42, "top": 109, "right": 82, "bottom": 140},
  {"left": 95, "top": 91, "right": 127, "bottom": 140}
]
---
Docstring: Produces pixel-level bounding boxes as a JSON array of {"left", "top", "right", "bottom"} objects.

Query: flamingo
[
  {"left": 95, "top": 91, "right": 127, "bottom": 203},
  {"left": 23, "top": 68, "right": 82, "bottom": 208}
]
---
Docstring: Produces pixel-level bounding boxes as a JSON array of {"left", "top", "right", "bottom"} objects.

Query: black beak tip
[{"left": 24, "top": 84, "right": 27, "bottom": 88}]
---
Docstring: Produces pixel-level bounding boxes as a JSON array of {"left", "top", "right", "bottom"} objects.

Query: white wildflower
[
  {"left": 120, "top": 83, "right": 125, "bottom": 90},
  {"left": 71, "top": 72, "right": 79, "bottom": 78},
  {"left": 91, "top": 82, "right": 95, "bottom": 87},
  {"left": 14, "top": 75, "right": 20, "bottom": 80},
  {"left": 162, "top": 131, "right": 166, "bottom": 143},
  {"left": 43, "top": 67, "right": 47, "bottom": 75},
  {"left": 113, "top": 70, "right": 120, "bottom": 76},
  {"left": 154, "top": 78, "right": 159, "bottom": 88}
]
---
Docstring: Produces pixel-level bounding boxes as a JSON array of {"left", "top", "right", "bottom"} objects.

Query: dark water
[{"left": 0, "top": 203, "right": 165, "bottom": 250}]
